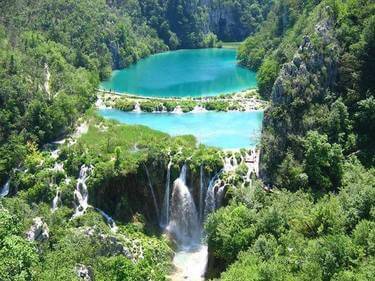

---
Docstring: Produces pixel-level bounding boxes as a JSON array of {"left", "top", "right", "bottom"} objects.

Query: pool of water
[
  {"left": 169, "top": 245, "right": 208, "bottom": 281},
  {"left": 100, "top": 49, "right": 256, "bottom": 98},
  {"left": 99, "top": 109, "right": 263, "bottom": 149}
]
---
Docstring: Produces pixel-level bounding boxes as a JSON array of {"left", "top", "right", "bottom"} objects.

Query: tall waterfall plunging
[
  {"left": 167, "top": 164, "right": 200, "bottom": 247},
  {"left": 144, "top": 165, "right": 160, "bottom": 221},
  {"left": 160, "top": 160, "right": 172, "bottom": 227},
  {"left": 72, "top": 165, "right": 91, "bottom": 218}
]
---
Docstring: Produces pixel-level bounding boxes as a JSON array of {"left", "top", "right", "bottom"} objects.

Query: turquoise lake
[
  {"left": 100, "top": 49, "right": 257, "bottom": 98},
  {"left": 99, "top": 109, "right": 263, "bottom": 149}
]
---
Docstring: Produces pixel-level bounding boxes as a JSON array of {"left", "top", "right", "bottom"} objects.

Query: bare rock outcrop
[{"left": 26, "top": 217, "right": 49, "bottom": 242}]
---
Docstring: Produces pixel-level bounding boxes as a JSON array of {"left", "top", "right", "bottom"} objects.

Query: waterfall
[
  {"left": 199, "top": 165, "right": 205, "bottom": 223},
  {"left": 133, "top": 102, "right": 142, "bottom": 113},
  {"left": 96, "top": 208, "right": 118, "bottom": 232},
  {"left": 216, "top": 185, "right": 226, "bottom": 209},
  {"left": 0, "top": 180, "right": 10, "bottom": 198},
  {"left": 72, "top": 165, "right": 91, "bottom": 219},
  {"left": 167, "top": 164, "right": 200, "bottom": 248},
  {"left": 51, "top": 189, "right": 60, "bottom": 212},
  {"left": 144, "top": 165, "right": 160, "bottom": 221},
  {"left": 160, "top": 160, "right": 172, "bottom": 227},
  {"left": 204, "top": 171, "right": 223, "bottom": 220}
]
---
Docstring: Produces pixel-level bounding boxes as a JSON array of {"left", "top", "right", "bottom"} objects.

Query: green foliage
[
  {"left": 257, "top": 57, "right": 279, "bottom": 99},
  {"left": 207, "top": 161, "right": 375, "bottom": 280},
  {"left": 0, "top": 235, "right": 39, "bottom": 281},
  {"left": 304, "top": 131, "right": 344, "bottom": 190}
]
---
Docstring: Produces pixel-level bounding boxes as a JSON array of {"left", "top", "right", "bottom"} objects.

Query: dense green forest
[
  {"left": 0, "top": 0, "right": 374, "bottom": 280},
  {"left": 205, "top": 0, "right": 375, "bottom": 279}
]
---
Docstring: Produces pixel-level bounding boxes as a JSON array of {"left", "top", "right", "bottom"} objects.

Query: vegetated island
[{"left": 97, "top": 89, "right": 268, "bottom": 113}]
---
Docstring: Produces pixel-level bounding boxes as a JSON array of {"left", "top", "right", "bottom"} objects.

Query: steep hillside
[{"left": 238, "top": 0, "right": 375, "bottom": 188}]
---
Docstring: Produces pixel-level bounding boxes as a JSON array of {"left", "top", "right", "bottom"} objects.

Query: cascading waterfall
[
  {"left": 167, "top": 164, "right": 200, "bottom": 248},
  {"left": 144, "top": 165, "right": 160, "bottom": 221},
  {"left": 72, "top": 165, "right": 91, "bottom": 219},
  {"left": 96, "top": 208, "right": 118, "bottom": 232},
  {"left": 133, "top": 102, "right": 142, "bottom": 113},
  {"left": 160, "top": 160, "right": 172, "bottom": 227},
  {"left": 0, "top": 180, "right": 10, "bottom": 198},
  {"left": 204, "top": 171, "right": 222, "bottom": 220},
  {"left": 216, "top": 185, "right": 226, "bottom": 209},
  {"left": 51, "top": 189, "right": 60, "bottom": 212}
]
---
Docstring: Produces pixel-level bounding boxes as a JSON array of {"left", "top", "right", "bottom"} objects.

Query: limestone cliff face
[
  {"left": 260, "top": 6, "right": 339, "bottom": 182},
  {"left": 201, "top": 0, "right": 271, "bottom": 41},
  {"left": 90, "top": 158, "right": 221, "bottom": 226}
]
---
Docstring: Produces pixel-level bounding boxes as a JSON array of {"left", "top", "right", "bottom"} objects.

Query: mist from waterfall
[
  {"left": 0, "top": 180, "right": 10, "bottom": 198},
  {"left": 144, "top": 165, "right": 160, "bottom": 221},
  {"left": 160, "top": 160, "right": 172, "bottom": 227},
  {"left": 167, "top": 164, "right": 200, "bottom": 248}
]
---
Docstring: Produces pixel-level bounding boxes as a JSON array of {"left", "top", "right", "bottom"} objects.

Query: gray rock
[
  {"left": 75, "top": 264, "right": 94, "bottom": 281},
  {"left": 26, "top": 217, "right": 49, "bottom": 242}
]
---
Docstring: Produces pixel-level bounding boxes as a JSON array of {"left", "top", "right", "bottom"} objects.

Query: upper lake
[{"left": 100, "top": 49, "right": 257, "bottom": 98}]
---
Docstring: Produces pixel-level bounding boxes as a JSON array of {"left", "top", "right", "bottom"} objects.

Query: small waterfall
[
  {"left": 0, "top": 180, "right": 10, "bottom": 198},
  {"left": 52, "top": 162, "right": 64, "bottom": 173},
  {"left": 204, "top": 171, "right": 222, "bottom": 220},
  {"left": 172, "top": 105, "right": 183, "bottom": 114},
  {"left": 199, "top": 165, "right": 205, "bottom": 223},
  {"left": 216, "top": 185, "right": 226, "bottom": 209},
  {"left": 160, "top": 160, "right": 172, "bottom": 227},
  {"left": 72, "top": 165, "right": 91, "bottom": 219},
  {"left": 133, "top": 102, "right": 142, "bottom": 113},
  {"left": 96, "top": 208, "right": 118, "bottom": 232},
  {"left": 144, "top": 165, "right": 160, "bottom": 221},
  {"left": 51, "top": 189, "right": 60, "bottom": 212},
  {"left": 167, "top": 164, "right": 200, "bottom": 248}
]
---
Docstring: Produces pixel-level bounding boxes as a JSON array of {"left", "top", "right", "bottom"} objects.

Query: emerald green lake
[{"left": 100, "top": 49, "right": 257, "bottom": 97}]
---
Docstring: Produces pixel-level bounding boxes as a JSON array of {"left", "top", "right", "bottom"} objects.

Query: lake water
[
  {"left": 99, "top": 109, "right": 263, "bottom": 149},
  {"left": 100, "top": 49, "right": 257, "bottom": 98}
]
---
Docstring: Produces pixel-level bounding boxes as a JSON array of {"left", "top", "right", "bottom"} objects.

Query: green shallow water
[{"left": 100, "top": 49, "right": 257, "bottom": 98}]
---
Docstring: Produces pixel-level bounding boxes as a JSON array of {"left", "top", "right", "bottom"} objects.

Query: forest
[{"left": 0, "top": 0, "right": 374, "bottom": 280}]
